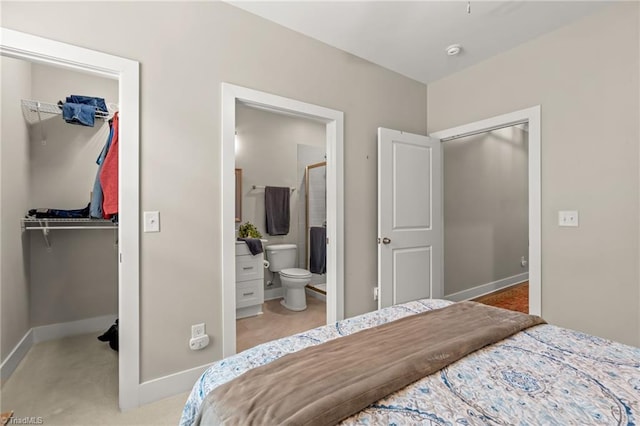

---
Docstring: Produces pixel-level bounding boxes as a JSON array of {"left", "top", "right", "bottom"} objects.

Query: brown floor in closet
[
  {"left": 236, "top": 295, "right": 326, "bottom": 353},
  {"left": 472, "top": 282, "right": 529, "bottom": 314}
]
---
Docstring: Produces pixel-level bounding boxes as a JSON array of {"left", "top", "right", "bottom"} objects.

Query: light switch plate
[
  {"left": 558, "top": 210, "right": 579, "bottom": 227},
  {"left": 144, "top": 211, "right": 160, "bottom": 232}
]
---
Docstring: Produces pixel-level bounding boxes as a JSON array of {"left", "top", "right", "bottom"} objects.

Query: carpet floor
[
  {"left": 0, "top": 333, "right": 188, "bottom": 425},
  {"left": 472, "top": 282, "right": 529, "bottom": 314}
]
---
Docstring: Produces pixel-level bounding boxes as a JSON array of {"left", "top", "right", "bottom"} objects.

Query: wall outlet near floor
[
  {"left": 558, "top": 210, "right": 579, "bottom": 227},
  {"left": 191, "top": 323, "right": 205, "bottom": 339},
  {"left": 520, "top": 256, "right": 528, "bottom": 267},
  {"left": 373, "top": 286, "right": 379, "bottom": 301}
]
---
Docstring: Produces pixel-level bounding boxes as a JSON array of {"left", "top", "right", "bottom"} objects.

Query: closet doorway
[
  {"left": 221, "top": 83, "right": 344, "bottom": 357},
  {"left": 430, "top": 106, "right": 541, "bottom": 315},
  {"left": 0, "top": 28, "right": 140, "bottom": 411}
]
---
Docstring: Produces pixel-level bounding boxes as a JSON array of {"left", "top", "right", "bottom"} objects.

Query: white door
[{"left": 377, "top": 128, "right": 442, "bottom": 309}]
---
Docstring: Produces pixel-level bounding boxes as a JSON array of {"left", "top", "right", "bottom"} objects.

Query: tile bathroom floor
[{"left": 236, "top": 295, "right": 326, "bottom": 353}]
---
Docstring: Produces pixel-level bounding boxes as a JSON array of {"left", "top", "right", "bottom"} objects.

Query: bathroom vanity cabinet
[{"left": 235, "top": 242, "right": 265, "bottom": 319}]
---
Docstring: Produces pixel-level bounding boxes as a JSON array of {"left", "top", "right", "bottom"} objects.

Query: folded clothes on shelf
[
  {"left": 27, "top": 203, "right": 90, "bottom": 219},
  {"left": 60, "top": 95, "right": 108, "bottom": 127}
]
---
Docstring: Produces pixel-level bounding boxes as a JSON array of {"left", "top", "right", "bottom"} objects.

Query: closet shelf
[
  {"left": 22, "top": 218, "right": 118, "bottom": 250},
  {"left": 21, "top": 217, "right": 118, "bottom": 231},
  {"left": 21, "top": 99, "right": 114, "bottom": 125}
]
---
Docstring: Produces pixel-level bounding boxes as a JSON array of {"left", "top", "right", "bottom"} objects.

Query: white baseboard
[
  {"left": 32, "top": 314, "right": 118, "bottom": 343},
  {"left": 1, "top": 328, "right": 33, "bottom": 382},
  {"left": 1, "top": 314, "right": 117, "bottom": 383},
  {"left": 138, "top": 363, "right": 212, "bottom": 406},
  {"left": 264, "top": 287, "right": 284, "bottom": 301},
  {"left": 445, "top": 273, "right": 529, "bottom": 302}
]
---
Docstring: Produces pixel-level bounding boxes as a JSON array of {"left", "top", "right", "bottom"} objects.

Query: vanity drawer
[
  {"left": 236, "top": 255, "right": 263, "bottom": 282},
  {"left": 236, "top": 279, "right": 264, "bottom": 308}
]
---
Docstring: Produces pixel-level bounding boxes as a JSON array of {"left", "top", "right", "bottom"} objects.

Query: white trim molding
[
  {"left": 221, "top": 83, "right": 344, "bottom": 358},
  {"left": 0, "top": 329, "right": 33, "bottom": 382},
  {"left": 1, "top": 28, "right": 140, "bottom": 410},
  {"left": 445, "top": 273, "right": 529, "bottom": 302},
  {"left": 32, "top": 314, "right": 118, "bottom": 343},
  {"left": 430, "top": 105, "right": 542, "bottom": 316},
  {"left": 138, "top": 363, "right": 213, "bottom": 406}
]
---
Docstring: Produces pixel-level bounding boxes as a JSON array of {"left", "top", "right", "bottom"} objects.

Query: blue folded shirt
[{"left": 66, "top": 95, "right": 108, "bottom": 112}]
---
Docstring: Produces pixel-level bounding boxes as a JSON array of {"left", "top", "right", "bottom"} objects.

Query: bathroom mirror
[
  {"left": 305, "top": 161, "right": 327, "bottom": 271},
  {"left": 235, "top": 168, "right": 242, "bottom": 223}
]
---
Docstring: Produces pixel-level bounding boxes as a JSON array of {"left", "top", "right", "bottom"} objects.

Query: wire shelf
[
  {"left": 22, "top": 217, "right": 118, "bottom": 231},
  {"left": 21, "top": 99, "right": 115, "bottom": 125},
  {"left": 22, "top": 217, "right": 118, "bottom": 249}
]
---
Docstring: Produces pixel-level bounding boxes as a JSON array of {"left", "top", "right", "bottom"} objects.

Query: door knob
[{"left": 382, "top": 237, "right": 391, "bottom": 244}]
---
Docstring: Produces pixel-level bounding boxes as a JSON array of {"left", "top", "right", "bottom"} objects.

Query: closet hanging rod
[{"left": 252, "top": 185, "right": 296, "bottom": 192}]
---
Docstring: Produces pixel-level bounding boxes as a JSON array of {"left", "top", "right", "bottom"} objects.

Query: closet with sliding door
[{"left": 1, "top": 56, "right": 120, "bottom": 403}]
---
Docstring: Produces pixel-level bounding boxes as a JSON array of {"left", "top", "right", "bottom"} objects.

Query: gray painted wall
[
  {"left": 1, "top": 1, "right": 428, "bottom": 381},
  {"left": 444, "top": 126, "right": 529, "bottom": 296},
  {"left": 428, "top": 2, "right": 639, "bottom": 346},
  {"left": 1, "top": 57, "right": 32, "bottom": 361}
]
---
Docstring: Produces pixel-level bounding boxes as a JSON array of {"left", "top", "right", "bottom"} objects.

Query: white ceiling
[{"left": 229, "top": 1, "right": 610, "bottom": 84}]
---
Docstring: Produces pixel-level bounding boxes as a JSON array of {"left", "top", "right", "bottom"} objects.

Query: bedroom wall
[
  {"left": 428, "top": 2, "right": 640, "bottom": 346},
  {"left": 28, "top": 63, "right": 119, "bottom": 326},
  {"left": 444, "top": 126, "right": 529, "bottom": 297},
  {"left": 0, "top": 1, "right": 428, "bottom": 382},
  {"left": 0, "top": 56, "right": 32, "bottom": 363}
]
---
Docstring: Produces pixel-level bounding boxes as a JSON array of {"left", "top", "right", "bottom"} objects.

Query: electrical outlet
[
  {"left": 373, "top": 287, "right": 379, "bottom": 301},
  {"left": 558, "top": 210, "right": 579, "bottom": 227},
  {"left": 191, "top": 323, "right": 205, "bottom": 339}
]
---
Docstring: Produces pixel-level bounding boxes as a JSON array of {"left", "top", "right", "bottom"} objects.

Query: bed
[{"left": 180, "top": 299, "right": 639, "bottom": 425}]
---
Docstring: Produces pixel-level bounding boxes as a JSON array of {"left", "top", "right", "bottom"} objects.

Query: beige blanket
[{"left": 197, "top": 301, "right": 545, "bottom": 425}]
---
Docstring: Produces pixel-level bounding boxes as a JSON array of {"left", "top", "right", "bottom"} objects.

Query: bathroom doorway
[
  {"left": 234, "top": 104, "right": 327, "bottom": 352},
  {"left": 221, "top": 83, "right": 344, "bottom": 357}
]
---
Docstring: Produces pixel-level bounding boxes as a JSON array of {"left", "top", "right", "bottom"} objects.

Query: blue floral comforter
[{"left": 180, "top": 299, "right": 640, "bottom": 425}]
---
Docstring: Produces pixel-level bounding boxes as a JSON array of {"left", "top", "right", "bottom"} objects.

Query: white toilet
[{"left": 265, "top": 244, "right": 312, "bottom": 311}]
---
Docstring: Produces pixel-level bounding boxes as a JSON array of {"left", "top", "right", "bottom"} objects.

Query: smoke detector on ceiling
[{"left": 446, "top": 44, "right": 462, "bottom": 56}]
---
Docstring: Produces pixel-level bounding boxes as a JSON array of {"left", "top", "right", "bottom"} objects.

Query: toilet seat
[{"left": 280, "top": 268, "right": 312, "bottom": 279}]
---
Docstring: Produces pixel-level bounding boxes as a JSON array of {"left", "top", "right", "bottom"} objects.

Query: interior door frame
[
  {"left": 221, "top": 83, "right": 344, "bottom": 357},
  {"left": 430, "top": 106, "right": 541, "bottom": 316},
  {"left": 0, "top": 28, "right": 141, "bottom": 410}
]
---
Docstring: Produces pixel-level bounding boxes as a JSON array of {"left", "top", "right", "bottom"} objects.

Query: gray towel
[
  {"left": 237, "top": 238, "right": 263, "bottom": 255},
  {"left": 309, "top": 227, "right": 326, "bottom": 274},
  {"left": 265, "top": 186, "right": 290, "bottom": 236}
]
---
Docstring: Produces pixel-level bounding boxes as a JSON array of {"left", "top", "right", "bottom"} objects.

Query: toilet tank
[{"left": 265, "top": 244, "right": 297, "bottom": 272}]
